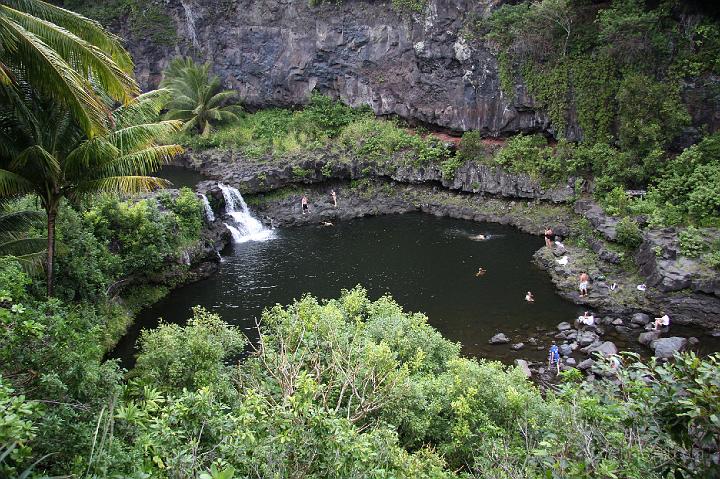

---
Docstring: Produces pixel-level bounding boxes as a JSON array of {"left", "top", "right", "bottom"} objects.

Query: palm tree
[
  {"left": 0, "top": 0, "right": 138, "bottom": 137},
  {"left": 0, "top": 89, "right": 183, "bottom": 296},
  {"left": 161, "top": 57, "right": 242, "bottom": 137},
  {"left": 0, "top": 206, "right": 45, "bottom": 274}
]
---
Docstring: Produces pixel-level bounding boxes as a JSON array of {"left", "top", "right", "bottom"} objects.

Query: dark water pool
[
  {"left": 115, "top": 214, "right": 587, "bottom": 365},
  {"left": 157, "top": 165, "right": 206, "bottom": 189}
]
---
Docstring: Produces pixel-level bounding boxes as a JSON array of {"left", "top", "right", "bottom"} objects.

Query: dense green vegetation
[
  {"left": 177, "top": 93, "right": 451, "bottom": 169},
  {"left": 2, "top": 281, "right": 719, "bottom": 477},
  {"left": 474, "top": 0, "right": 720, "bottom": 226}
]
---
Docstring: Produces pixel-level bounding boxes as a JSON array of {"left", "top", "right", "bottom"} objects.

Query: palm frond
[
  {"left": 0, "top": 237, "right": 46, "bottom": 256},
  {"left": 0, "top": 16, "right": 110, "bottom": 136},
  {"left": 206, "top": 89, "right": 238, "bottom": 109},
  {"left": 0, "top": 208, "right": 43, "bottom": 232},
  {"left": 113, "top": 89, "right": 172, "bottom": 128},
  {"left": 75, "top": 175, "right": 171, "bottom": 195},
  {"left": 0, "top": 169, "right": 34, "bottom": 197},
  {"left": 108, "top": 121, "right": 182, "bottom": 154},
  {"left": 4, "top": 0, "right": 134, "bottom": 72},
  {"left": 93, "top": 144, "right": 183, "bottom": 178},
  {"left": 11, "top": 144, "right": 61, "bottom": 181},
  {"left": 1, "top": 5, "right": 138, "bottom": 103},
  {"left": 63, "top": 137, "right": 119, "bottom": 181}
]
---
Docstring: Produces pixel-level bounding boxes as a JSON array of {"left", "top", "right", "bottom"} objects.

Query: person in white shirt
[{"left": 653, "top": 312, "right": 670, "bottom": 330}]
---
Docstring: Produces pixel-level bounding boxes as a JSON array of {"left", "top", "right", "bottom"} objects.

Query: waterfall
[
  {"left": 198, "top": 193, "right": 215, "bottom": 222},
  {"left": 180, "top": 0, "right": 200, "bottom": 49},
  {"left": 218, "top": 183, "right": 274, "bottom": 243}
]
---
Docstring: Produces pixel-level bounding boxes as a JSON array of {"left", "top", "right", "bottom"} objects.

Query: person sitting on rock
[
  {"left": 548, "top": 344, "right": 561, "bottom": 374},
  {"left": 578, "top": 311, "right": 594, "bottom": 327},
  {"left": 525, "top": 291, "right": 535, "bottom": 302},
  {"left": 653, "top": 312, "right": 670, "bottom": 331},
  {"left": 475, "top": 267, "right": 486, "bottom": 277}
]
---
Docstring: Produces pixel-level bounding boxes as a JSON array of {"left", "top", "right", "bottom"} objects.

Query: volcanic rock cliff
[{"left": 118, "top": 0, "right": 719, "bottom": 140}]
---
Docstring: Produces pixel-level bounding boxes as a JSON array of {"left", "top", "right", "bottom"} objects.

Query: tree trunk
[{"left": 46, "top": 208, "right": 56, "bottom": 297}]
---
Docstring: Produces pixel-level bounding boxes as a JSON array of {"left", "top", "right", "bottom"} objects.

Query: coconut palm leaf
[
  {"left": 0, "top": 207, "right": 45, "bottom": 274},
  {"left": 113, "top": 89, "right": 172, "bottom": 129},
  {"left": 75, "top": 175, "right": 170, "bottom": 195},
  {"left": 0, "top": 5, "right": 137, "bottom": 103},
  {"left": 0, "top": 169, "right": 34, "bottom": 196},
  {"left": 0, "top": 16, "right": 109, "bottom": 136},
  {"left": 3, "top": 0, "right": 133, "bottom": 72},
  {"left": 92, "top": 145, "right": 184, "bottom": 178},
  {"left": 108, "top": 121, "right": 183, "bottom": 155}
]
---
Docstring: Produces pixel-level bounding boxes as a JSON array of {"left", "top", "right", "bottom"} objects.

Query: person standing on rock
[
  {"left": 301, "top": 195, "right": 309, "bottom": 215},
  {"left": 548, "top": 343, "right": 561, "bottom": 374},
  {"left": 544, "top": 227, "right": 554, "bottom": 248},
  {"left": 579, "top": 272, "right": 590, "bottom": 297},
  {"left": 331, "top": 189, "right": 337, "bottom": 208}
]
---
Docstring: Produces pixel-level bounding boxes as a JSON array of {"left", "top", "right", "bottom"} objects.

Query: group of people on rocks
[{"left": 300, "top": 190, "right": 337, "bottom": 218}]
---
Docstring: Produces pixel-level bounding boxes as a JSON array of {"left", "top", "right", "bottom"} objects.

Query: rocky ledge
[{"left": 179, "top": 149, "right": 576, "bottom": 202}]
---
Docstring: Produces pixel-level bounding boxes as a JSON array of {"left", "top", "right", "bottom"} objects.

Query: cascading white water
[
  {"left": 180, "top": 0, "right": 200, "bottom": 49},
  {"left": 198, "top": 193, "right": 215, "bottom": 222},
  {"left": 218, "top": 183, "right": 274, "bottom": 243}
]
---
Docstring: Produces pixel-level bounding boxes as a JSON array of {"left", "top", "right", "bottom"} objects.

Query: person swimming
[
  {"left": 525, "top": 291, "right": 535, "bottom": 302},
  {"left": 476, "top": 267, "right": 486, "bottom": 277},
  {"left": 469, "top": 233, "right": 489, "bottom": 241}
]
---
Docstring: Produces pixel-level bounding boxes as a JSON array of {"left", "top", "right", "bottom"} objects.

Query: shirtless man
[
  {"left": 579, "top": 272, "right": 590, "bottom": 297},
  {"left": 544, "top": 227, "right": 554, "bottom": 248},
  {"left": 475, "top": 267, "right": 486, "bottom": 277},
  {"left": 301, "top": 195, "right": 309, "bottom": 215},
  {"left": 331, "top": 190, "right": 337, "bottom": 208}
]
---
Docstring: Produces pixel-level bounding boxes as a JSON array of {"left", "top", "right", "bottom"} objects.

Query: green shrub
[
  {"left": 457, "top": 131, "right": 486, "bottom": 162},
  {"left": 440, "top": 156, "right": 465, "bottom": 180},
  {"left": 615, "top": 217, "right": 643, "bottom": 248},
  {"left": 134, "top": 306, "right": 246, "bottom": 393},
  {"left": 679, "top": 226, "right": 707, "bottom": 258}
]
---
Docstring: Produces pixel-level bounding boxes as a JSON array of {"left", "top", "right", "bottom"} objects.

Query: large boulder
[
  {"left": 587, "top": 341, "right": 618, "bottom": 357},
  {"left": 631, "top": 313, "right": 651, "bottom": 325},
  {"left": 638, "top": 330, "right": 662, "bottom": 346},
  {"left": 577, "top": 330, "right": 599, "bottom": 347},
  {"left": 556, "top": 321, "right": 573, "bottom": 331},
  {"left": 489, "top": 333, "right": 510, "bottom": 345},
  {"left": 559, "top": 343, "right": 573, "bottom": 356},
  {"left": 650, "top": 337, "right": 687, "bottom": 359}
]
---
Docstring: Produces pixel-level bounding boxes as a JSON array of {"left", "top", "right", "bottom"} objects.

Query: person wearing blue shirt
[{"left": 548, "top": 343, "right": 561, "bottom": 374}]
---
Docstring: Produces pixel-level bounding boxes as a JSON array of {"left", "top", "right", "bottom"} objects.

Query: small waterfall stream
[
  {"left": 219, "top": 183, "right": 274, "bottom": 243},
  {"left": 198, "top": 193, "right": 215, "bottom": 222},
  {"left": 180, "top": 0, "right": 200, "bottom": 49}
]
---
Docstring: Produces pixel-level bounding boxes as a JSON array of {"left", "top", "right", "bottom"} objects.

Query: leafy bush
[
  {"left": 134, "top": 306, "right": 246, "bottom": 393},
  {"left": 616, "top": 216, "right": 643, "bottom": 249},
  {"left": 679, "top": 226, "right": 707, "bottom": 258},
  {"left": 457, "top": 130, "right": 486, "bottom": 162}
]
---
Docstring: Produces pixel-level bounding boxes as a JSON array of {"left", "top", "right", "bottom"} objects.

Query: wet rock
[
  {"left": 638, "top": 330, "right": 662, "bottom": 346},
  {"left": 578, "top": 359, "right": 595, "bottom": 370},
  {"left": 559, "top": 344, "right": 573, "bottom": 356},
  {"left": 651, "top": 337, "right": 688, "bottom": 359},
  {"left": 577, "top": 331, "right": 599, "bottom": 347},
  {"left": 527, "top": 337, "right": 538, "bottom": 345},
  {"left": 688, "top": 336, "right": 700, "bottom": 346},
  {"left": 612, "top": 318, "right": 624, "bottom": 326},
  {"left": 631, "top": 313, "right": 651, "bottom": 325},
  {"left": 557, "top": 321, "right": 572, "bottom": 331},
  {"left": 565, "top": 357, "right": 577, "bottom": 366},
  {"left": 511, "top": 342, "right": 525, "bottom": 350},
  {"left": 710, "top": 329, "right": 720, "bottom": 337},
  {"left": 587, "top": 341, "right": 618, "bottom": 357},
  {"left": 515, "top": 359, "right": 532, "bottom": 378},
  {"left": 615, "top": 325, "right": 632, "bottom": 334},
  {"left": 489, "top": 333, "right": 510, "bottom": 345}
]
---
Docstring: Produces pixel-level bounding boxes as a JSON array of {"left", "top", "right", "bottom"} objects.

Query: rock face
[
  {"left": 651, "top": 337, "right": 687, "bottom": 359},
  {"left": 181, "top": 151, "right": 575, "bottom": 202},
  {"left": 123, "top": 0, "right": 556, "bottom": 138}
]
